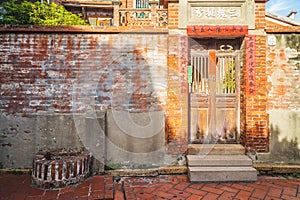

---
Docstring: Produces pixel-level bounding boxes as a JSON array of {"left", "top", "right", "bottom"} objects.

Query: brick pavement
[{"left": 0, "top": 174, "right": 299, "bottom": 200}]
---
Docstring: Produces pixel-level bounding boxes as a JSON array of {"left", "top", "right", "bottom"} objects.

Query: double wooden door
[{"left": 189, "top": 39, "right": 241, "bottom": 144}]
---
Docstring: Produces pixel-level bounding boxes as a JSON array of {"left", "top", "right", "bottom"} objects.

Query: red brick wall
[
  {"left": 167, "top": 3, "right": 178, "bottom": 29},
  {"left": 0, "top": 33, "right": 168, "bottom": 115},
  {"left": 166, "top": 34, "right": 188, "bottom": 156},
  {"left": 266, "top": 34, "right": 300, "bottom": 110},
  {"left": 0, "top": 32, "right": 191, "bottom": 162},
  {"left": 240, "top": 1, "right": 269, "bottom": 153}
]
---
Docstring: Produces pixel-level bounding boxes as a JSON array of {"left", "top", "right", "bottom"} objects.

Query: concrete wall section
[
  {"left": 258, "top": 110, "right": 300, "bottom": 164},
  {"left": 106, "top": 110, "right": 168, "bottom": 168},
  {"left": 0, "top": 113, "right": 85, "bottom": 168}
]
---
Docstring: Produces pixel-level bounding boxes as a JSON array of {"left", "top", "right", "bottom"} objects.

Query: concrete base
[{"left": 188, "top": 166, "right": 257, "bottom": 182}]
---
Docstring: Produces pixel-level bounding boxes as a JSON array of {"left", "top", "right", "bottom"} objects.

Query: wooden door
[{"left": 189, "top": 39, "right": 240, "bottom": 144}]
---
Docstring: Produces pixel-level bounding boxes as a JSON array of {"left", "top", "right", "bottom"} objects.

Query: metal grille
[
  {"left": 191, "top": 50, "right": 237, "bottom": 95},
  {"left": 216, "top": 53, "right": 237, "bottom": 94},
  {"left": 191, "top": 51, "right": 209, "bottom": 94}
]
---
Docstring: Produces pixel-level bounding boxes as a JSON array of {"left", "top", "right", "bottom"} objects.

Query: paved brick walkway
[{"left": 0, "top": 174, "right": 299, "bottom": 200}]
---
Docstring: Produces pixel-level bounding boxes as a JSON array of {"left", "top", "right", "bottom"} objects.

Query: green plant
[
  {"left": 105, "top": 161, "right": 122, "bottom": 170},
  {"left": 0, "top": 162, "right": 3, "bottom": 169},
  {"left": 0, "top": 0, "right": 87, "bottom": 25},
  {"left": 222, "top": 61, "right": 236, "bottom": 93}
]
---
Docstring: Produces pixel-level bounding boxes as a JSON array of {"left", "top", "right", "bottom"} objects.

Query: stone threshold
[{"left": 1, "top": 164, "right": 300, "bottom": 176}]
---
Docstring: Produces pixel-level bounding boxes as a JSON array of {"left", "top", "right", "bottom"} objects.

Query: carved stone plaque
[{"left": 179, "top": 0, "right": 255, "bottom": 29}]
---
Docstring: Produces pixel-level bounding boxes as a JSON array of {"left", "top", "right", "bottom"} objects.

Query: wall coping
[
  {"left": 0, "top": 25, "right": 169, "bottom": 34},
  {"left": 266, "top": 26, "right": 300, "bottom": 33}
]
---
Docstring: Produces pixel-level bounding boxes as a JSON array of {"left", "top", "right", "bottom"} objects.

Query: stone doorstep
[
  {"left": 187, "top": 155, "right": 253, "bottom": 167},
  {"left": 1, "top": 164, "right": 300, "bottom": 176},
  {"left": 188, "top": 144, "right": 246, "bottom": 155},
  {"left": 188, "top": 166, "right": 258, "bottom": 182}
]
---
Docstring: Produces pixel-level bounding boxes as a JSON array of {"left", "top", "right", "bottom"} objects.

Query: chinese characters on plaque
[
  {"left": 187, "top": 25, "right": 248, "bottom": 37},
  {"left": 192, "top": 7, "right": 240, "bottom": 19},
  {"left": 246, "top": 35, "right": 256, "bottom": 95}
]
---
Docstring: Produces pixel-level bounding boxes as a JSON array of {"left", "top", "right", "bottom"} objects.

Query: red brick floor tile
[
  {"left": 267, "top": 187, "right": 282, "bottom": 198},
  {"left": 114, "top": 182, "right": 123, "bottom": 191},
  {"left": 264, "top": 196, "right": 282, "bottom": 200},
  {"left": 74, "top": 187, "right": 90, "bottom": 197},
  {"left": 184, "top": 187, "right": 207, "bottom": 197},
  {"left": 91, "top": 190, "right": 104, "bottom": 200},
  {"left": 174, "top": 182, "right": 191, "bottom": 191},
  {"left": 58, "top": 192, "right": 74, "bottom": 200},
  {"left": 186, "top": 194, "right": 202, "bottom": 200},
  {"left": 44, "top": 190, "right": 59, "bottom": 199},
  {"left": 136, "top": 192, "right": 155, "bottom": 199},
  {"left": 235, "top": 190, "right": 251, "bottom": 200},
  {"left": 172, "top": 197, "right": 187, "bottom": 200},
  {"left": 218, "top": 192, "right": 236, "bottom": 200},
  {"left": 168, "top": 188, "right": 191, "bottom": 198},
  {"left": 281, "top": 194, "right": 300, "bottom": 200},
  {"left": 114, "top": 191, "right": 124, "bottom": 200},
  {"left": 201, "top": 186, "right": 223, "bottom": 195},
  {"left": 105, "top": 176, "right": 113, "bottom": 185},
  {"left": 232, "top": 183, "right": 254, "bottom": 192},
  {"left": 205, "top": 183, "right": 218, "bottom": 188},
  {"left": 105, "top": 184, "right": 114, "bottom": 191},
  {"left": 104, "top": 190, "right": 114, "bottom": 200},
  {"left": 155, "top": 190, "right": 177, "bottom": 199},
  {"left": 124, "top": 191, "right": 135, "bottom": 199},
  {"left": 91, "top": 176, "right": 104, "bottom": 183},
  {"left": 202, "top": 193, "right": 219, "bottom": 200},
  {"left": 141, "top": 185, "right": 160, "bottom": 193},
  {"left": 27, "top": 187, "right": 45, "bottom": 197},
  {"left": 91, "top": 182, "right": 105, "bottom": 191},
  {"left": 154, "top": 183, "right": 174, "bottom": 192},
  {"left": 59, "top": 186, "right": 75, "bottom": 194},
  {"left": 25, "top": 196, "right": 43, "bottom": 200},
  {"left": 247, "top": 183, "right": 269, "bottom": 191},
  {"left": 216, "top": 185, "right": 240, "bottom": 194},
  {"left": 77, "top": 180, "right": 91, "bottom": 188},
  {"left": 251, "top": 188, "right": 267, "bottom": 199},
  {"left": 283, "top": 187, "right": 297, "bottom": 196},
  {"left": 190, "top": 183, "right": 204, "bottom": 189},
  {"left": 10, "top": 192, "right": 27, "bottom": 200}
]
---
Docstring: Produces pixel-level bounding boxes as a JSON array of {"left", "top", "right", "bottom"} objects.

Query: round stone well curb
[{"left": 31, "top": 149, "right": 91, "bottom": 189}]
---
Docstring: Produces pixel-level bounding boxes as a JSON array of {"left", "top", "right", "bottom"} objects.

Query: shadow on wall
[{"left": 258, "top": 124, "right": 300, "bottom": 164}]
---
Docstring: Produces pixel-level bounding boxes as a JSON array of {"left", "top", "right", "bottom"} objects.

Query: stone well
[{"left": 31, "top": 149, "right": 90, "bottom": 189}]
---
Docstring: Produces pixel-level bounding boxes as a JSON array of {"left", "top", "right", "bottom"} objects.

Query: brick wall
[
  {"left": 0, "top": 32, "right": 190, "bottom": 168},
  {"left": 0, "top": 33, "right": 168, "bottom": 115},
  {"left": 167, "top": 3, "right": 178, "bottom": 29},
  {"left": 266, "top": 34, "right": 300, "bottom": 110},
  {"left": 240, "top": 1, "right": 269, "bottom": 153},
  {"left": 166, "top": 34, "right": 188, "bottom": 156},
  {"left": 260, "top": 33, "right": 300, "bottom": 164}
]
